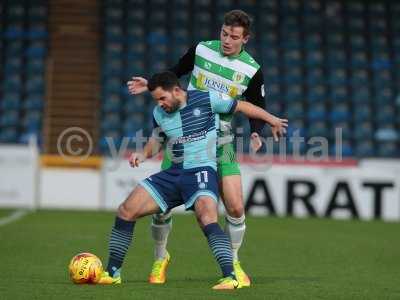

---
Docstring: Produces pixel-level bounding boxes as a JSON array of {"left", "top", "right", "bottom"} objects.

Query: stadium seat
[
  {"left": 353, "top": 121, "right": 374, "bottom": 140},
  {"left": 354, "top": 140, "right": 375, "bottom": 157},
  {"left": 97, "top": 0, "right": 399, "bottom": 158},
  {"left": 307, "top": 104, "right": 327, "bottom": 122},
  {"left": 375, "top": 125, "right": 399, "bottom": 142},
  {"left": 0, "top": 127, "right": 18, "bottom": 143},
  {"left": 0, "top": 111, "right": 19, "bottom": 127}
]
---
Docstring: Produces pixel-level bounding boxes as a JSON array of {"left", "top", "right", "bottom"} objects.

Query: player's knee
[
  {"left": 195, "top": 198, "right": 218, "bottom": 227},
  {"left": 197, "top": 213, "right": 217, "bottom": 227},
  {"left": 226, "top": 201, "right": 244, "bottom": 218},
  {"left": 117, "top": 202, "right": 138, "bottom": 221}
]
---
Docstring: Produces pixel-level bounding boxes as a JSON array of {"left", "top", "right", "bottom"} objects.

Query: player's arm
[
  {"left": 167, "top": 45, "right": 196, "bottom": 77},
  {"left": 129, "top": 137, "right": 163, "bottom": 168},
  {"left": 210, "top": 91, "right": 287, "bottom": 142},
  {"left": 242, "top": 68, "right": 266, "bottom": 136},
  {"left": 234, "top": 101, "right": 288, "bottom": 142},
  {"left": 129, "top": 118, "right": 165, "bottom": 167},
  {"left": 127, "top": 45, "right": 196, "bottom": 95}
]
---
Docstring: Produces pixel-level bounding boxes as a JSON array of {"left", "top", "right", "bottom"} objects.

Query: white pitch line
[{"left": 0, "top": 210, "right": 30, "bottom": 227}]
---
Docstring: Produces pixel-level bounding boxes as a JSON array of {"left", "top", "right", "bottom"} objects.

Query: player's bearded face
[
  {"left": 152, "top": 87, "right": 180, "bottom": 113},
  {"left": 220, "top": 25, "right": 249, "bottom": 56}
]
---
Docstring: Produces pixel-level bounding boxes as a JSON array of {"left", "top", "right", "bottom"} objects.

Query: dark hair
[
  {"left": 224, "top": 10, "right": 252, "bottom": 37},
  {"left": 148, "top": 71, "right": 181, "bottom": 92}
]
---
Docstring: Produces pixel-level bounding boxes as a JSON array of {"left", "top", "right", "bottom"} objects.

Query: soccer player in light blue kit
[{"left": 99, "top": 71, "right": 287, "bottom": 289}]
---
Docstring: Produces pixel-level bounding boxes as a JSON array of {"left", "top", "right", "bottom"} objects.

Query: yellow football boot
[
  {"left": 212, "top": 276, "right": 241, "bottom": 290},
  {"left": 233, "top": 260, "right": 251, "bottom": 287},
  {"left": 97, "top": 271, "right": 121, "bottom": 285},
  {"left": 148, "top": 252, "right": 171, "bottom": 284}
]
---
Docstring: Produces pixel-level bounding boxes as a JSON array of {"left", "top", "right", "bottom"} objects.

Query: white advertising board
[
  {"left": 0, "top": 144, "right": 38, "bottom": 208},
  {"left": 102, "top": 158, "right": 400, "bottom": 221}
]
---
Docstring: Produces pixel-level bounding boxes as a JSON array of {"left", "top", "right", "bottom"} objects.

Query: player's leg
[
  {"left": 148, "top": 152, "right": 174, "bottom": 283},
  {"left": 217, "top": 143, "right": 251, "bottom": 287},
  {"left": 99, "top": 185, "right": 161, "bottom": 284},
  {"left": 148, "top": 211, "right": 172, "bottom": 284},
  {"left": 193, "top": 196, "right": 240, "bottom": 289},
  {"left": 182, "top": 167, "right": 240, "bottom": 289}
]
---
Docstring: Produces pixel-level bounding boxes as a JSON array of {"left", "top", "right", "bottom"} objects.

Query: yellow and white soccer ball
[{"left": 68, "top": 252, "right": 103, "bottom": 284}]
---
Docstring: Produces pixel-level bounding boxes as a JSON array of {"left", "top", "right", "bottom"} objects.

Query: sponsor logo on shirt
[{"left": 197, "top": 72, "right": 239, "bottom": 98}]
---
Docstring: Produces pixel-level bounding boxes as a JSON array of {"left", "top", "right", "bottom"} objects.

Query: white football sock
[
  {"left": 224, "top": 214, "right": 246, "bottom": 261},
  {"left": 151, "top": 212, "right": 172, "bottom": 260}
]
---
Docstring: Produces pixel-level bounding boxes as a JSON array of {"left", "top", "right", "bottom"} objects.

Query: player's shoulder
[
  {"left": 197, "top": 40, "right": 220, "bottom": 52},
  {"left": 239, "top": 50, "right": 260, "bottom": 70},
  {"left": 153, "top": 105, "right": 165, "bottom": 122}
]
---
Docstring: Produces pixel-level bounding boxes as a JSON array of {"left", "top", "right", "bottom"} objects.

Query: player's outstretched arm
[
  {"left": 129, "top": 137, "right": 162, "bottom": 168},
  {"left": 235, "top": 101, "right": 288, "bottom": 142}
]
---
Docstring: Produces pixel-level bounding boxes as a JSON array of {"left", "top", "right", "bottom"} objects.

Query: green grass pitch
[{"left": 0, "top": 209, "right": 399, "bottom": 300}]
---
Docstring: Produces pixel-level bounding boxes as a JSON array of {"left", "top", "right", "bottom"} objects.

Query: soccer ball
[{"left": 68, "top": 252, "right": 103, "bottom": 284}]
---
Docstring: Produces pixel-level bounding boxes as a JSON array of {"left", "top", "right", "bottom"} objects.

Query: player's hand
[
  {"left": 127, "top": 77, "right": 148, "bottom": 95},
  {"left": 270, "top": 117, "right": 288, "bottom": 142},
  {"left": 129, "top": 152, "right": 145, "bottom": 168},
  {"left": 250, "top": 132, "right": 263, "bottom": 153}
]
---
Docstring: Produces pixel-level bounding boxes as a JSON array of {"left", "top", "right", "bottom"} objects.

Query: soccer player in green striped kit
[{"left": 128, "top": 10, "right": 282, "bottom": 287}]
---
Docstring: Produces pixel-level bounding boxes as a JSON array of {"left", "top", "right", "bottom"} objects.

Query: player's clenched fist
[
  {"left": 129, "top": 152, "right": 145, "bottom": 168},
  {"left": 127, "top": 77, "right": 148, "bottom": 95}
]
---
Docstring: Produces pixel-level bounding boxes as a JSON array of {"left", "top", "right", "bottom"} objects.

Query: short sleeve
[
  {"left": 151, "top": 111, "right": 166, "bottom": 141},
  {"left": 209, "top": 90, "right": 238, "bottom": 114}
]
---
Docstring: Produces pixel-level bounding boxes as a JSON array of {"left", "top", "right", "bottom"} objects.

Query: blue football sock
[
  {"left": 106, "top": 216, "right": 135, "bottom": 277},
  {"left": 202, "top": 222, "right": 235, "bottom": 279}
]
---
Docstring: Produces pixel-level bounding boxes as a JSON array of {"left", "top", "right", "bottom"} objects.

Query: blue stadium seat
[
  {"left": 375, "top": 105, "right": 395, "bottom": 125},
  {"left": 25, "top": 76, "right": 44, "bottom": 93},
  {"left": 102, "top": 94, "right": 122, "bottom": 113},
  {"left": 3, "top": 74, "right": 22, "bottom": 91},
  {"left": 307, "top": 103, "right": 327, "bottom": 122},
  {"left": 23, "top": 95, "right": 44, "bottom": 110},
  {"left": 329, "top": 103, "right": 351, "bottom": 123},
  {"left": 4, "top": 23, "right": 24, "bottom": 39},
  {"left": 355, "top": 140, "right": 375, "bottom": 157},
  {"left": 0, "top": 111, "right": 19, "bottom": 127},
  {"left": 306, "top": 120, "right": 329, "bottom": 138},
  {"left": 0, "top": 127, "right": 18, "bottom": 143},
  {"left": 306, "top": 85, "right": 326, "bottom": 103},
  {"left": 330, "top": 141, "right": 354, "bottom": 157},
  {"left": 101, "top": 114, "right": 121, "bottom": 132},
  {"left": 353, "top": 106, "right": 372, "bottom": 122},
  {"left": 28, "top": 4, "right": 47, "bottom": 22},
  {"left": 22, "top": 111, "right": 42, "bottom": 131},
  {"left": 26, "top": 58, "right": 45, "bottom": 74},
  {"left": 375, "top": 125, "right": 399, "bottom": 143},
  {"left": 332, "top": 121, "right": 352, "bottom": 140},
  {"left": 285, "top": 84, "right": 303, "bottom": 103},
  {"left": 306, "top": 67, "right": 325, "bottom": 85},
  {"left": 28, "top": 23, "right": 48, "bottom": 39},
  {"left": 351, "top": 86, "right": 370, "bottom": 104},
  {"left": 1, "top": 93, "right": 21, "bottom": 110},
  {"left": 353, "top": 121, "right": 373, "bottom": 140},
  {"left": 124, "top": 95, "right": 147, "bottom": 114},
  {"left": 286, "top": 102, "right": 305, "bottom": 120},
  {"left": 377, "top": 142, "right": 398, "bottom": 157}
]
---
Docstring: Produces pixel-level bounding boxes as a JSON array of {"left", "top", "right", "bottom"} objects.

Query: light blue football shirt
[{"left": 152, "top": 90, "right": 237, "bottom": 170}]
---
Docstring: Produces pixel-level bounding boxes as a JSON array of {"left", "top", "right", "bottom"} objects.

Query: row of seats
[
  {"left": 99, "top": 0, "right": 400, "bottom": 157},
  {"left": 0, "top": 1, "right": 47, "bottom": 144}
]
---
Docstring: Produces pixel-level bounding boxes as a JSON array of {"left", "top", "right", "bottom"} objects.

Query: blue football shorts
[{"left": 139, "top": 166, "right": 219, "bottom": 212}]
